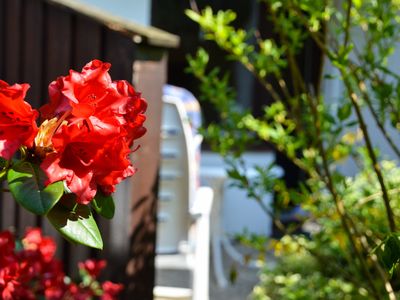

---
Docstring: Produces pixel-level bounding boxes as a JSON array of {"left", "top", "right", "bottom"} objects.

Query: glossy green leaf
[
  {"left": 7, "top": 161, "right": 64, "bottom": 215},
  {"left": 47, "top": 195, "right": 103, "bottom": 249},
  {"left": 92, "top": 191, "right": 115, "bottom": 219},
  {"left": 337, "top": 103, "right": 352, "bottom": 121}
]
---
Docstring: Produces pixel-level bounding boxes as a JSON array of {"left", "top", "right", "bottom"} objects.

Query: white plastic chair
[{"left": 154, "top": 95, "right": 213, "bottom": 300}]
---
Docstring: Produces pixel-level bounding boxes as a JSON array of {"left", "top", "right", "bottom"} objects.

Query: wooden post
[{"left": 125, "top": 52, "right": 167, "bottom": 299}]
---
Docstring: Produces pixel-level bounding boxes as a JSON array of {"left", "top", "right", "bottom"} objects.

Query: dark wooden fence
[{"left": 0, "top": 0, "right": 178, "bottom": 299}]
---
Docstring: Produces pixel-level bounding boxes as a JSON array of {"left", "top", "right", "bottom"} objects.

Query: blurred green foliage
[{"left": 186, "top": 0, "right": 400, "bottom": 299}]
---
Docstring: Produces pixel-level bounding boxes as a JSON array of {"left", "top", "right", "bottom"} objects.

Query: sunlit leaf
[{"left": 47, "top": 195, "right": 103, "bottom": 249}]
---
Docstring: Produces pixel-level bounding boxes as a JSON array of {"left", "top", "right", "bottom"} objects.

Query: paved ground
[
  {"left": 156, "top": 244, "right": 268, "bottom": 300},
  {"left": 208, "top": 260, "right": 260, "bottom": 300}
]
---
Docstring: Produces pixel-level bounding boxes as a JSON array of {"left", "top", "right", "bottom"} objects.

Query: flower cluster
[
  {"left": 0, "top": 59, "right": 146, "bottom": 248},
  {"left": 1, "top": 59, "right": 146, "bottom": 204},
  {"left": 0, "top": 228, "right": 123, "bottom": 300},
  {"left": 0, "top": 80, "right": 38, "bottom": 160}
]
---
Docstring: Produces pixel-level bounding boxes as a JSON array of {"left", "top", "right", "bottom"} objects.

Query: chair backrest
[{"left": 156, "top": 95, "right": 198, "bottom": 253}]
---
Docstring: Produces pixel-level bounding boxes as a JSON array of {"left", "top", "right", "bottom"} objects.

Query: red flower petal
[{"left": 0, "top": 81, "right": 38, "bottom": 159}]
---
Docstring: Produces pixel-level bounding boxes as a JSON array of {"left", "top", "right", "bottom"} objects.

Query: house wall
[{"left": 201, "top": 152, "right": 283, "bottom": 236}]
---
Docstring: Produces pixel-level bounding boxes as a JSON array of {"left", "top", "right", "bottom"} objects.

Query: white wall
[
  {"left": 76, "top": 0, "right": 151, "bottom": 25},
  {"left": 201, "top": 152, "right": 283, "bottom": 236}
]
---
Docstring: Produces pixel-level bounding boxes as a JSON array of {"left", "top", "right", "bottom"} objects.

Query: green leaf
[
  {"left": 337, "top": 103, "right": 352, "bottom": 121},
  {"left": 47, "top": 195, "right": 103, "bottom": 249},
  {"left": 353, "top": 0, "right": 362, "bottom": 8},
  {"left": 344, "top": 120, "right": 358, "bottom": 127},
  {"left": 379, "top": 234, "right": 400, "bottom": 275},
  {"left": 92, "top": 191, "right": 115, "bottom": 219},
  {"left": 227, "top": 168, "right": 244, "bottom": 181},
  {"left": 7, "top": 161, "right": 64, "bottom": 215},
  {"left": 185, "top": 9, "right": 201, "bottom": 22}
]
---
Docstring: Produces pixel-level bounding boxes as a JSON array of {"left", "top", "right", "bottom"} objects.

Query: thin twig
[
  {"left": 189, "top": 0, "right": 199, "bottom": 13},
  {"left": 298, "top": 6, "right": 397, "bottom": 233},
  {"left": 342, "top": 76, "right": 396, "bottom": 232},
  {"left": 304, "top": 76, "right": 384, "bottom": 299},
  {"left": 355, "top": 188, "right": 400, "bottom": 209},
  {"left": 344, "top": 0, "right": 352, "bottom": 47},
  {"left": 351, "top": 68, "right": 400, "bottom": 159}
]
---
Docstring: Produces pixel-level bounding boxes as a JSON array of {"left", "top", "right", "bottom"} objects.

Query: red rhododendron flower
[
  {"left": 44, "top": 286, "right": 67, "bottom": 300},
  {"left": 101, "top": 281, "right": 124, "bottom": 300},
  {"left": 41, "top": 122, "right": 135, "bottom": 203},
  {"left": 0, "top": 228, "right": 123, "bottom": 299},
  {"left": 40, "top": 59, "right": 147, "bottom": 142},
  {"left": 0, "top": 267, "right": 20, "bottom": 300},
  {"left": 23, "top": 228, "right": 57, "bottom": 263},
  {"left": 0, "top": 80, "right": 38, "bottom": 159},
  {"left": 22, "top": 227, "right": 42, "bottom": 245},
  {"left": 39, "top": 59, "right": 146, "bottom": 203},
  {"left": 0, "top": 231, "right": 17, "bottom": 269},
  {"left": 78, "top": 259, "right": 107, "bottom": 279},
  {"left": 66, "top": 283, "right": 95, "bottom": 300},
  {"left": 41, "top": 60, "right": 112, "bottom": 120},
  {"left": 0, "top": 231, "right": 15, "bottom": 258},
  {"left": 113, "top": 79, "right": 147, "bottom": 146}
]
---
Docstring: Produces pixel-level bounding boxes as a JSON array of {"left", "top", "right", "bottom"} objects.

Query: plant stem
[
  {"left": 355, "top": 187, "right": 400, "bottom": 208},
  {"left": 268, "top": 5, "right": 309, "bottom": 130},
  {"left": 303, "top": 3, "right": 397, "bottom": 232},
  {"left": 351, "top": 69, "right": 400, "bottom": 159},
  {"left": 320, "top": 146, "right": 383, "bottom": 299},
  {"left": 241, "top": 61, "right": 287, "bottom": 105},
  {"left": 343, "top": 0, "right": 352, "bottom": 47},
  {"left": 303, "top": 81, "right": 383, "bottom": 299},
  {"left": 342, "top": 76, "right": 396, "bottom": 232},
  {"left": 19, "top": 147, "right": 27, "bottom": 160},
  {"left": 304, "top": 6, "right": 397, "bottom": 233},
  {"left": 358, "top": 233, "right": 397, "bottom": 300}
]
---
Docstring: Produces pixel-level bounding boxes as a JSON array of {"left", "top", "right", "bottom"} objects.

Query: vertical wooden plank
[
  {"left": 42, "top": 219, "right": 64, "bottom": 258},
  {"left": 41, "top": 3, "right": 72, "bottom": 263},
  {"left": 0, "top": 3, "right": 3, "bottom": 228},
  {"left": 17, "top": 211, "right": 37, "bottom": 237},
  {"left": 0, "top": 0, "right": 4, "bottom": 229},
  {"left": 22, "top": 0, "right": 43, "bottom": 108},
  {"left": 125, "top": 50, "right": 167, "bottom": 300},
  {"left": 73, "top": 15, "right": 101, "bottom": 68},
  {"left": 1, "top": 183, "right": 16, "bottom": 231},
  {"left": 42, "top": 3, "right": 72, "bottom": 96},
  {"left": 4, "top": 0, "right": 22, "bottom": 83},
  {"left": 0, "top": 0, "right": 5, "bottom": 78},
  {"left": 13, "top": 0, "right": 42, "bottom": 235},
  {"left": 1, "top": 0, "right": 22, "bottom": 233},
  {"left": 102, "top": 29, "right": 135, "bottom": 80}
]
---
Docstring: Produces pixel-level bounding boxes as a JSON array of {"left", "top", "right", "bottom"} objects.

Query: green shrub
[{"left": 186, "top": 1, "right": 400, "bottom": 299}]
